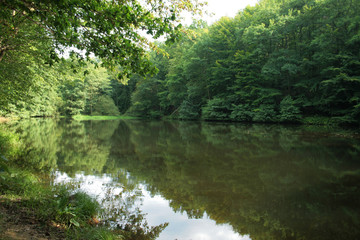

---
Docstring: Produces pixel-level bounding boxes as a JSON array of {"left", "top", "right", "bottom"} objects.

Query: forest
[
  {"left": 2, "top": 1, "right": 360, "bottom": 239},
  {"left": 1, "top": 0, "right": 360, "bottom": 125}
]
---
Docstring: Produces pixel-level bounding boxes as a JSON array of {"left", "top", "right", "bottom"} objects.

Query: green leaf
[{"left": 70, "top": 218, "right": 80, "bottom": 227}]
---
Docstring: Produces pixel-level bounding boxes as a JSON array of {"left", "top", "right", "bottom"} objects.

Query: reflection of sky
[
  {"left": 54, "top": 172, "right": 122, "bottom": 199},
  {"left": 140, "top": 186, "right": 250, "bottom": 240},
  {"left": 54, "top": 172, "right": 251, "bottom": 240}
]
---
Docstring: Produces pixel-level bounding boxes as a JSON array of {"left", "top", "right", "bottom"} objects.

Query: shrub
[
  {"left": 55, "top": 188, "right": 100, "bottom": 228},
  {"left": 92, "top": 95, "right": 120, "bottom": 116},
  {"left": 178, "top": 100, "right": 201, "bottom": 120},
  {"left": 252, "top": 104, "right": 278, "bottom": 123},
  {"left": 279, "top": 96, "right": 301, "bottom": 122},
  {"left": 202, "top": 98, "right": 231, "bottom": 121},
  {"left": 230, "top": 104, "right": 254, "bottom": 122}
]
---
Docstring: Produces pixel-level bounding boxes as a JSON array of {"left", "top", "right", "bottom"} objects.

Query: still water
[{"left": 12, "top": 119, "right": 360, "bottom": 240}]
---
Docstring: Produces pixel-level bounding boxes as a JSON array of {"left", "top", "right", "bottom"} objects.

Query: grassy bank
[
  {"left": 0, "top": 170, "right": 114, "bottom": 239},
  {"left": 0, "top": 125, "right": 166, "bottom": 240},
  {"left": 0, "top": 126, "right": 116, "bottom": 239}
]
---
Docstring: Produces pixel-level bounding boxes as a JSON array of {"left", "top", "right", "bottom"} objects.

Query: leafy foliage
[
  {"left": 125, "top": 0, "right": 360, "bottom": 125},
  {"left": 0, "top": 0, "right": 206, "bottom": 75},
  {"left": 92, "top": 95, "right": 120, "bottom": 116},
  {"left": 201, "top": 98, "right": 232, "bottom": 121},
  {"left": 279, "top": 96, "right": 301, "bottom": 122},
  {"left": 2, "top": 0, "right": 360, "bottom": 124},
  {"left": 0, "top": 0, "right": 205, "bottom": 116}
]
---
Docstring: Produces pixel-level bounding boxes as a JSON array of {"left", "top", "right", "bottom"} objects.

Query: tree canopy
[
  {"left": 0, "top": 0, "right": 206, "bottom": 114},
  {"left": 2, "top": 0, "right": 360, "bottom": 125},
  {"left": 123, "top": 0, "right": 360, "bottom": 125},
  {"left": 0, "top": 0, "right": 205, "bottom": 74}
]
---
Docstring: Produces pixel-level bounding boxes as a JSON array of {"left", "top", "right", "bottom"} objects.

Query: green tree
[
  {"left": 83, "top": 65, "right": 112, "bottom": 115},
  {"left": 110, "top": 78, "right": 137, "bottom": 114},
  {"left": 118, "top": 0, "right": 360, "bottom": 125},
  {"left": 58, "top": 79, "right": 85, "bottom": 116},
  {"left": 0, "top": 0, "right": 206, "bottom": 75},
  {"left": 0, "top": 22, "right": 55, "bottom": 114},
  {"left": 92, "top": 95, "right": 120, "bottom": 116},
  {"left": 2, "top": 63, "right": 60, "bottom": 118},
  {"left": 128, "top": 76, "right": 162, "bottom": 118},
  {"left": 0, "top": 0, "right": 206, "bottom": 117},
  {"left": 279, "top": 95, "right": 301, "bottom": 122}
]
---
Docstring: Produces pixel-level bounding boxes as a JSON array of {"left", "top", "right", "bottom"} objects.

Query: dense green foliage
[
  {"left": 1, "top": 59, "right": 122, "bottom": 117},
  {"left": 0, "top": 0, "right": 205, "bottom": 72},
  {"left": 0, "top": 0, "right": 204, "bottom": 116},
  {"left": 2, "top": 0, "right": 359, "bottom": 124},
  {"left": 123, "top": 0, "right": 360, "bottom": 124}
]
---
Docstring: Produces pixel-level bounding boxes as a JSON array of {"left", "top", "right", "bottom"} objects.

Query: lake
[{"left": 10, "top": 119, "right": 360, "bottom": 240}]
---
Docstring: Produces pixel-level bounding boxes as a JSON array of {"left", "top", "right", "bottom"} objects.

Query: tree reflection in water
[{"left": 10, "top": 119, "right": 360, "bottom": 240}]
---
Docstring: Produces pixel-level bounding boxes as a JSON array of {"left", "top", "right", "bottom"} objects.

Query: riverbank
[
  {"left": 0, "top": 125, "right": 167, "bottom": 240},
  {"left": 0, "top": 166, "right": 113, "bottom": 240},
  {"left": 0, "top": 124, "right": 107, "bottom": 239},
  {"left": 0, "top": 168, "right": 166, "bottom": 240},
  {"left": 0, "top": 199, "right": 65, "bottom": 240},
  {"left": 2, "top": 113, "right": 358, "bottom": 127}
]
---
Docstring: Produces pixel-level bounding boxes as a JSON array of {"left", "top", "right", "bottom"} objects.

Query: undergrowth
[{"left": 0, "top": 166, "right": 118, "bottom": 239}]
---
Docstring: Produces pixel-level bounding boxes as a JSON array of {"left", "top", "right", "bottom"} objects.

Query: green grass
[
  {"left": 0, "top": 127, "right": 120, "bottom": 239},
  {"left": 0, "top": 167, "right": 120, "bottom": 239},
  {"left": 0, "top": 165, "right": 166, "bottom": 240},
  {"left": 72, "top": 115, "right": 142, "bottom": 121}
]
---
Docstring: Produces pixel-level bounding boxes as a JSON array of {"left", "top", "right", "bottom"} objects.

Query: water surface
[{"left": 12, "top": 119, "right": 360, "bottom": 240}]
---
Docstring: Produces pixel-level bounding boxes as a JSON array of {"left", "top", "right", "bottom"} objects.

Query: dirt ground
[{"left": 0, "top": 202, "right": 65, "bottom": 240}]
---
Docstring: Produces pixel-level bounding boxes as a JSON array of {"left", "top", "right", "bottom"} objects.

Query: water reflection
[
  {"left": 140, "top": 189, "right": 250, "bottom": 240},
  {"left": 54, "top": 171, "right": 249, "bottom": 240},
  {"left": 10, "top": 119, "right": 360, "bottom": 240}
]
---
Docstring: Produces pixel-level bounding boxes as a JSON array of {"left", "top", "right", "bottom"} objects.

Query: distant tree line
[
  {"left": 116, "top": 0, "right": 360, "bottom": 125},
  {"left": 0, "top": 59, "right": 119, "bottom": 117}
]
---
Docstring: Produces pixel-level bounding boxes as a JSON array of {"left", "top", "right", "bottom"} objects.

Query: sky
[{"left": 191, "top": 0, "right": 259, "bottom": 24}]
